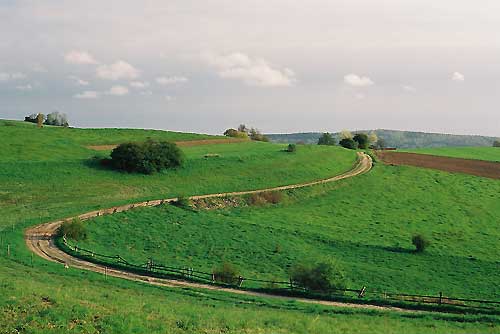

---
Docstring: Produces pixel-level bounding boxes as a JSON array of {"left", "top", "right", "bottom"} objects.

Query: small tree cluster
[
  {"left": 412, "top": 234, "right": 430, "bottom": 253},
  {"left": 493, "top": 140, "right": 500, "bottom": 147},
  {"left": 339, "top": 138, "right": 358, "bottom": 149},
  {"left": 248, "top": 191, "right": 282, "bottom": 206},
  {"left": 317, "top": 132, "right": 335, "bottom": 146},
  {"left": 223, "top": 128, "right": 249, "bottom": 139},
  {"left": 110, "top": 140, "right": 184, "bottom": 174},
  {"left": 58, "top": 218, "right": 87, "bottom": 240},
  {"left": 24, "top": 111, "right": 69, "bottom": 127},
  {"left": 212, "top": 262, "right": 240, "bottom": 284},
  {"left": 290, "top": 259, "right": 347, "bottom": 293}
]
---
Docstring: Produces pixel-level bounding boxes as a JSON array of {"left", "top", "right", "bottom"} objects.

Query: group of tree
[
  {"left": 224, "top": 124, "right": 269, "bottom": 142},
  {"left": 24, "top": 111, "right": 69, "bottom": 127},
  {"left": 493, "top": 140, "right": 500, "bottom": 147},
  {"left": 109, "top": 139, "right": 184, "bottom": 174},
  {"left": 317, "top": 130, "right": 379, "bottom": 150}
]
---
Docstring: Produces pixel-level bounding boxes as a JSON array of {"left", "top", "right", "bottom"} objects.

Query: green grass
[
  {"left": 78, "top": 164, "right": 500, "bottom": 300},
  {"left": 400, "top": 146, "right": 500, "bottom": 162},
  {"left": 1, "top": 120, "right": 498, "bottom": 333}
]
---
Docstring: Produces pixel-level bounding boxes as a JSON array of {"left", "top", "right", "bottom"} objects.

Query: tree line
[{"left": 318, "top": 130, "right": 382, "bottom": 150}]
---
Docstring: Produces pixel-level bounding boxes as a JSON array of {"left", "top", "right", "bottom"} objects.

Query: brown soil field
[
  {"left": 376, "top": 151, "right": 500, "bottom": 180},
  {"left": 87, "top": 138, "right": 249, "bottom": 151}
]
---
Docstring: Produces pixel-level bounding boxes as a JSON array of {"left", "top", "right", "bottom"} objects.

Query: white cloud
[
  {"left": 140, "top": 90, "right": 153, "bottom": 96},
  {"left": 402, "top": 85, "right": 416, "bottom": 92},
  {"left": 0, "top": 72, "right": 26, "bottom": 81},
  {"left": 156, "top": 76, "right": 188, "bottom": 85},
  {"left": 31, "top": 64, "right": 48, "bottom": 73},
  {"left": 165, "top": 95, "right": 174, "bottom": 101},
  {"left": 130, "top": 81, "right": 150, "bottom": 88},
  {"left": 69, "top": 76, "right": 89, "bottom": 86},
  {"left": 344, "top": 74, "right": 374, "bottom": 87},
  {"left": 107, "top": 85, "right": 129, "bottom": 96},
  {"left": 452, "top": 71, "right": 465, "bottom": 82},
  {"left": 204, "top": 52, "right": 297, "bottom": 87},
  {"left": 64, "top": 50, "right": 98, "bottom": 65},
  {"left": 355, "top": 93, "right": 365, "bottom": 100},
  {"left": 74, "top": 91, "right": 99, "bottom": 99},
  {"left": 16, "top": 84, "right": 32, "bottom": 91},
  {"left": 96, "top": 60, "right": 140, "bottom": 80}
]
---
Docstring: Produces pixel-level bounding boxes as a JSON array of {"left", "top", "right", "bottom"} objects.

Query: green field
[
  {"left": 77, "top": 164, "right": 500, "bottom": 299},
  {"left": 400, "top": 146, "right": 500, "bottom": 162},
  {"left": 1, "top": 120, "right": 499, "bottom": 333}
]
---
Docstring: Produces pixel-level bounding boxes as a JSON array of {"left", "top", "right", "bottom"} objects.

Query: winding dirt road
[{"left": 23, "top": 152, "right": 422, "bottom": 313}]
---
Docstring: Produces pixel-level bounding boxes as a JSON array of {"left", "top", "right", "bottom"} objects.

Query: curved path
[{"left": 24, "top": 152, "right": 421, "bottom": 313}]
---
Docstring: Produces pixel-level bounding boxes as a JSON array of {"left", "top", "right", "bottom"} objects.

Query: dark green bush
[
  {"left": 339, "top": 138, "right": 358, "bottom": 150},
  {"left": 353, "top": 133, "right": 369, "bottom": 149},
  {"left": 58, "top": 218, "right": 87, "bottom": 241},
  {"left": 212, "top": 262, "right": 240, "bottom": 284},
  {"left": 493, "top": 140, "right": 500, "bottom": 147},
  {"left": 174, "top": 195, "right": 192, "bottom": 208},
  {"left": 412, "top": 234, "right": 430, "bottom": 253},
  {"left": 285, "top": 144, "right": 297, "bottom": 152},
  {"left": 290, "top": 259, "right": 347, "bottom": 293},
  {"left": 110, "top": 140, "right": 184, "bottom": 174}
]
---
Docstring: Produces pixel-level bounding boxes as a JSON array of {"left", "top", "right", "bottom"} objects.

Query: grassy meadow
[
  {"left": 77, "top": 164, "right": 500, "bottom": 300},
  {"left": 400, "top": 146, "right": 500, "bottom": 162},
  {"left": 1, "top": 119, "right": 499, "bottom": 333}
]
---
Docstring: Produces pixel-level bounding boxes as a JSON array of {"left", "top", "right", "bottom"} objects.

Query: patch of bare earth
[
  {"left": 87, "top": 138, "right": 249, "bottom": 151},
  {"left": 376, "top": 151, "right": 500, "bottom": 179}
]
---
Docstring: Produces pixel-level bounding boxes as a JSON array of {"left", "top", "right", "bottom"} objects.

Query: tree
[
  {"left": 45, "top": 111, "right": 69, "bottom": 127},
  {"left": 58, "top": 218, "right": 87, "bottom": 240},
  {"left": 376, "top": 137, "right": 387, "bottom": 149},
  {"left": 36, "top": 113, "right": 44, "bottom": 128},
  {"left": 353, "top": 133, "right": 369, "bottom": 149},
  {"left": 340, "top": 130, "right": 353, "bottom": 140},
  {"left": 493, "top": 140, "right": 500, "bottom": 147},
  {"left": 285, "top": 144, "right": 297, "bottom": 152},
  {"left": 238, "top": 124, "right": 248, "bottom": 133},
  {"left": 249, "top": 127, "right": 269, "bottom": 142},
  {"left": 368, "top": 132, "right": 378, "bottom": 147},
  {"left": 317, "top": 132, "right": 335, "bottom": 146},
  {"left": 24, "top": 113, "right": 39, "bottom": 123},
  {"left": 290, "top": 259, "right": 347, "bottom": 293},
  {"left": 110, "top": 140, "right": 184, "bottom": 174},
  {"left": 339, "top": 138, "right": 358, "bottom": 150}
]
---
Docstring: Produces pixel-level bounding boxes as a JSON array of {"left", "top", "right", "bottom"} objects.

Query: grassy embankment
[{"left": 400, "top": 147, "right": 500, "bottom": 162}]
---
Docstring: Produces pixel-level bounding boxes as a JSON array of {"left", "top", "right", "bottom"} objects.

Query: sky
[{"left": 0, "top": 1, "right": 499, "bottom": 136}]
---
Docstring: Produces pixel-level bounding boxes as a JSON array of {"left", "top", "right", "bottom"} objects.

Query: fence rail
[{"left": 61, "top": 237, "right": 500, "bottom": 310}]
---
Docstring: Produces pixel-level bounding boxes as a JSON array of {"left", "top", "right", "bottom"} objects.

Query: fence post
[
  {"left": 439, "top": 291, "right": 443, "bottom": 305},
  {"left": 289, "top": 278, "right": 293, "bottom": 291},
  {"left": 7, "top": 244, "right": 10, "bottom": 257}
]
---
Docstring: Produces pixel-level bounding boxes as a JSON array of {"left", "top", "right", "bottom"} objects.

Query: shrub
[
  {"left": 24, "top": 113, "right": 39, "bottom": 123},
  {"left": 58, "top": 218, "right": 87, "bottom": 240},
  {"left": 110, "top": 140, "right": 184, "bottom": 174},
  {"left": 339, "top": 138, "right": 358, "bottom": 150},
  {"left": 174, "top": 195, "right": 192, "bottom": 208},
  {"left": 285, "top": 144, "right": 296, "bottom": 152},
  {"left": 212, "top": 262, "right": 240, "bottom": 284},
  {"left": 493, "top": 140, "right": 500, "bottom": 147},
  {"left": 317, "top": 132, "right": 335, "bottom": 146},
  {"left": 248, "top": 193, "right": 267, "bottom": 206},
  {"left": 290, "top": 259, "right": 347, "bottom": 293},
  {"left": 353, "top": 133, "right": 369, "bottom": 149},
  {"left": 412, "top": 234, "right": 430, "bottom": 253},
  {"left": 248, "top": 192, "right": 282, "bottom": 206},
  {"left": 249, "top": 128, "right": 269, "bottom": 142}
]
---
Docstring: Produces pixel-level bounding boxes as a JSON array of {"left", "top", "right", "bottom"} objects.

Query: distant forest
[{"left": 266, "top": 129, "right": 498, "bottom": 149}]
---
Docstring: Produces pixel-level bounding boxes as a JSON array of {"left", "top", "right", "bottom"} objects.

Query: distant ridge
[{"left": 266, "top": 129, "right": 498, "bottom": 149}]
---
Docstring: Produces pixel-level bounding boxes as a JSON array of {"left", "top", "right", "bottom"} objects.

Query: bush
[
  {"left": 110, "top": 140, "right": 184, "bottom": 174},
  {"left": 285, "top": 144, "right": 297, "bottom": 152},
  {"left": 174, "top": 195, "right": 192, "bottom": 208},
  {"left": 493, "top": 140, "right": 500, "bottom": 147},
  {"left": 248, "top": 192, "right": 282, "bottom": 206},
  {"left": 212, "top": 262, "right": 240, "bottom": 284},
  {"left": 353, "top": 133, "right": 369, "bottom": 149},
  {"left": 412, "top": 234, "right": 430, "bottom": 253},
  {"left": 290, "top": 259, "right": 347, "bottom": 293},
  {"left": 58, "top": 218, "right": 87, "bottom": 240},
  {"left": 317, "top": 132, "right": 335, "bottom": 146},
  {"left": 339, "top": 138, "right": 358, "bottom": 150},
  {"left": 249, "top": 128, "right": 269, "bottom": 142}
]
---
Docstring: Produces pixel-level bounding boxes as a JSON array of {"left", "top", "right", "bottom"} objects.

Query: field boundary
[{"left": 87, "top": 138, "right": 250, "bottom": 151}]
